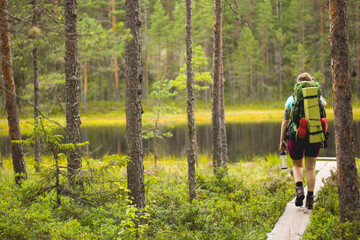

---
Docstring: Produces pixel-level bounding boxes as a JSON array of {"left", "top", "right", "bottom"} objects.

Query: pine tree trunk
[
  {"left": 320, "top": 0, "right": 327, "bottom": 95},
  {"left": 111, "top": 0, "right": 120, "bottom": 102},
  {"left": 125, "top": 0, "right": 145, "bottom": 208},
  {"left": 220, "top": 61, "right": 228, "bottom": 171},
  {"left": 212, "top": 0, "right": 222, "bottom": 177},
  {"left": 356, "top": 2, "right": 360, "bottom": 98},
  {"left": 83, "top": 58, "right": 87, "bottom": 111},
  {"left": 329, "top": 0, "right": 360, "bottom": 222},
  {"left": 185, "top": 0, "right": 197, "bottom": 203},
  {"left": 248, "top": 0, "right": 252, "bottom": 28},
  {"left": 65, "top": 0, "right": 82, "bottom": 185},
  {"left": 1, "top": 69, "right": 4, "bottom": 106},
  {"left": 32, "top": 0, "right": 41, "bottom": 171},
  {"left": 0, "top": 0, "right": 27, "bottom": 184}
]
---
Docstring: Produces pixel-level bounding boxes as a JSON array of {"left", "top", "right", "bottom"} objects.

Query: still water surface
[{"left": 1, "top": 121, "right": 359, "bottom": 162}]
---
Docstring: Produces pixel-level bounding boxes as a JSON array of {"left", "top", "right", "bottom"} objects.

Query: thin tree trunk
[
  {"left": 53, "top": 86, "right": 64, "bottom": 112},
  {"left": 143, "top": 3, "right": 149, "bottom": 101},
  {"left": 301, "top": 0, "right": 305, "bottom": 71},
  {"left": 329, "top": 0, "right": 360, "bottom": 222},
  {"left": 212, "top": 0, "right": 222, "bottom": 177},
  {"left": 111, "top": 0, "right": 120, "bottom": 102},
  {"left": 0, "top": 0, "right": 27, "bottom": 185},
  {"left": 248, "top": 0, "right": 252, "bottom": 28},
  {"left": 220, "top": 60, "right": 228, "bottom": 172},
  {"left": 356, "top": 2, "right": 360, "bottom": 98},
  {"left": 83, "top": 58, "right": 88, "bottom": 111},
  {"left": 1, "top": 68, "right": 4, "bottom": 106},
  {"left": 125, "top": 0, "right": 145, "bottom": 208},
  {"left": 185, "top": 0, "right": 197, "bottom": 203},
  {"left": 320, "top": 0, "right": 327, "bottom": 95},
  {"left": 154, "top": 96, "right": 160, "bottom": 167},
  {"left": 108, "top": 58, "right": 113, "bottom": 101},
  {"left": 65, "top": 0, "right": 82, "bottom": 185},
  {"left": 32, "top": 0, "right": 41, "bottom": 171}
]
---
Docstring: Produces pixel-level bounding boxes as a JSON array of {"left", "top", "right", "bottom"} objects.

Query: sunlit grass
[{"left": 1, "top": 103, "right": 359, "bottom": 137}]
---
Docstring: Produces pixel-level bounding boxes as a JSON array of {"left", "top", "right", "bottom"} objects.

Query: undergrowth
[
  {"left": 0, "top": 155, "right": 294, "bottom": 239},
  {"left": 303, "top": 168, "right": 360, "bottom": 240}
]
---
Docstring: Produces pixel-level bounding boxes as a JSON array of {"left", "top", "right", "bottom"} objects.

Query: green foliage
[
  {"left": 303, "top": 170, "right": 360, "bottom": 240},
  {"left": 0, "top": 155, "right": 294, "bottom": 239}
]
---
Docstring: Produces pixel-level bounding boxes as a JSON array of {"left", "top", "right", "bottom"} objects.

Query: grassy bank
[
  {"left": 2, "top": 101, "right": 360, "bottom": 137},
  {"left": 0, "top": 154, "right": 294, "bottom": 239}
]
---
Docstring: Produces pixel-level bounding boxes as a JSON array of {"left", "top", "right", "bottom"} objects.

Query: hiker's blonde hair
[{"left": 296, "top": 72, "right": 313, "bottom": 82}]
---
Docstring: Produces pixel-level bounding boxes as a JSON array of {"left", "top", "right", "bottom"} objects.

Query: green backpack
[{"left": 289, "top": 81, "right": 327, "bottom": 144}]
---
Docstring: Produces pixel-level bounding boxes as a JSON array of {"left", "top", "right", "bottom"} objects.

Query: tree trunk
[
  {"left": 320, "top": 0, "right": 327, "bottom": 95},
  {"left": 301, "top": 0, "right": 305, "bottom": 71},
  {"left": 0, "top": 0, "right": 27, "bottom": 185},
  {"left": 65, "top": 0, "right": 82, "bottom": 185},
  {"left": 83, "top": 58, "right": 88, "bottom": 111},
  {"left": 185, "top": 0, "right": 197, "bottom": 203},
  {"left": 125, "top": 0, "right": 145, "bottom": 208},
  {"left": 0, "top": 68, "right": 4, "bottom": 107},
  {"left": 356, "top": 2, "right": 360, "bottom": 98},
  {"left": 329, "top": 0, "right": 360, "bottom": 222},
  {"left": 108, "top": 59, "right": 113, "bottom": 101},
  {"left": 144, "top": 3, "right": 149, "bottom": 102},
  {"left": 248, "top": 0, "right": 252, "bottom": 28},
  {"left": 32, "top": 0, "right": 41, "bottom": 171},
  {"left": 220, "top": 59, "right": 228, "bottom": 172},
  {"left": 212, "top": 0, "right": 222, "bottom": 177},
  {"left": 111, "top": 0, "right": 120, "bottom": 102}
]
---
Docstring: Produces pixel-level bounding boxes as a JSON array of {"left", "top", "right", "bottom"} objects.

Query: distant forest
[{"left": 1, "top": 0, "right": 359, "bottom": 107}]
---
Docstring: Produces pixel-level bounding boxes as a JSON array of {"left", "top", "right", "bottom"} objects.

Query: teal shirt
[{"left": 284, "top": 95, "right": 324, "bottom": 119}]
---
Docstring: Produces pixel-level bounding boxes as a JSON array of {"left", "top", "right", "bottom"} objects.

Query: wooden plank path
[{"left": 267, "top": 161, "right": 337, "bottom": 240}]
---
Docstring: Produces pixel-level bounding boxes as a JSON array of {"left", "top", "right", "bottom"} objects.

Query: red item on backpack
[
  {"left": 321, "top": 118, "right": 328, "bottom": 134},
  {"left": 297, "top": 118, "right": 308, "bottom": 139}
]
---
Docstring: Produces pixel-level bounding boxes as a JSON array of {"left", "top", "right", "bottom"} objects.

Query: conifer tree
[
  {"left": 125, "top": 0, "right": 145, "bottom": 208},
  {"left": 185, "top": 0, "right": 197, "bottom": 203},
  {"left": 0, "top": 0, "right": 27, "bottom": 184},
  {"left": 64, "top": 0, "right": 82, "bottom": 185},
  {"left": 329, "top": 0, "right": 360, "bottom": 222}
]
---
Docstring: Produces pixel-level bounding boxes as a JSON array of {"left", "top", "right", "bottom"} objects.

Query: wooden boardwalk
[{"left": 267, "top": 161, "right": 337, "bottom": 240}]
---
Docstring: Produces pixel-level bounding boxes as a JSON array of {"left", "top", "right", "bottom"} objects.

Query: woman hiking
[{"left": 279, "top": 72, "right": 327, "bottom": 209}]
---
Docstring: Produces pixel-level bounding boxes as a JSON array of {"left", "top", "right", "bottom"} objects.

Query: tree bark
[
  {"left": 0, "top": 0, "right": 27, "bottom": 184},
  {"left": 32, "top": 0, "right": 41, "bottom": 171},
  {"left": 220, "top": 59, "right": 228, "bottom": 172},
  {"left": 125, "top": 0, "right": 145, "bottom": 208},
  {"left": 185, "top": 0, "right": 197, "bottom": 203},
  {"left": 83, "top": 57, "right": 87, "bottom": 111},
  {"left": 329, "top": 0, "right": 360, "bottom": 222},
  {"left": 65, "top": 0, "right": 82, "bottom": 185},
  {"left": 212, "top": 0, "right": 222, "bottom": 177},
  {"left": 356, "top": 2, "right": 360, "bottom": 98},
  {"left": 111, "top": 0, "right": 120, "bottom": 102}
]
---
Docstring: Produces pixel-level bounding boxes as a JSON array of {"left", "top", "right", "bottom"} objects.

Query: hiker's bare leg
[
  {"left": 292, "top": 159, "right": 303, "bottom": 183},
  {"left": 305, "top": 156, "right": 317, "bottom": 192}
]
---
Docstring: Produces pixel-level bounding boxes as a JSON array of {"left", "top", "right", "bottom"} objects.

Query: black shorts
[{"left": 288, "top": 138, "right": 321, "bottom": 160}]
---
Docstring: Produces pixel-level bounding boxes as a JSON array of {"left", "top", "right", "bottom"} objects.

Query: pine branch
[
  {"left": 224, "top": 0, "right": 252, "bottom": 31},
  {"left": 0, "top": 85, "right": 66, "bottom": 131}
]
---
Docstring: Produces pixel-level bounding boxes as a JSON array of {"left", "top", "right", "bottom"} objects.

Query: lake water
[{"left": 1, "top": 121, "right": 359, "bottom": 162}]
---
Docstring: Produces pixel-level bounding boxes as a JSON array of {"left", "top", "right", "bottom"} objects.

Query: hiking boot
[
  {"left": 297, "top": 118, "right": 308, "bottom": 139},
  {"left": 295, "top": 187, "right": 305, "bottom": 207},
  {"left": 306, "top": 195, "right": 314, "bottom": 209}
]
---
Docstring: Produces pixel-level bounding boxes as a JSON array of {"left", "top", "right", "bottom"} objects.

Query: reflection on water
[{"left": 1, "top": 121, "right": 359, "bottom": 162}]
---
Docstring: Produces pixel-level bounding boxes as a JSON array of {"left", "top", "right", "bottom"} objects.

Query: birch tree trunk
[
  {"left": 65, "top": 0, "right": 82, "bottom": 185},
  {"left": 125, "top": 0, "right": 145, "bottom": 208},
  {"left": 0, "top": 0, "right": 27, "bottom": 184},
  {"left": 212, "top": 0, "right": 222, "bottom": 177},
  {"left": 32, "top": 0, "right": 41, "bottom": 171},
  {"left": 329, "top": 0, "right": 360, "bottom": 222},
  {"left": 185, "top": 0, "right": 197, "bottom": 203}
]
